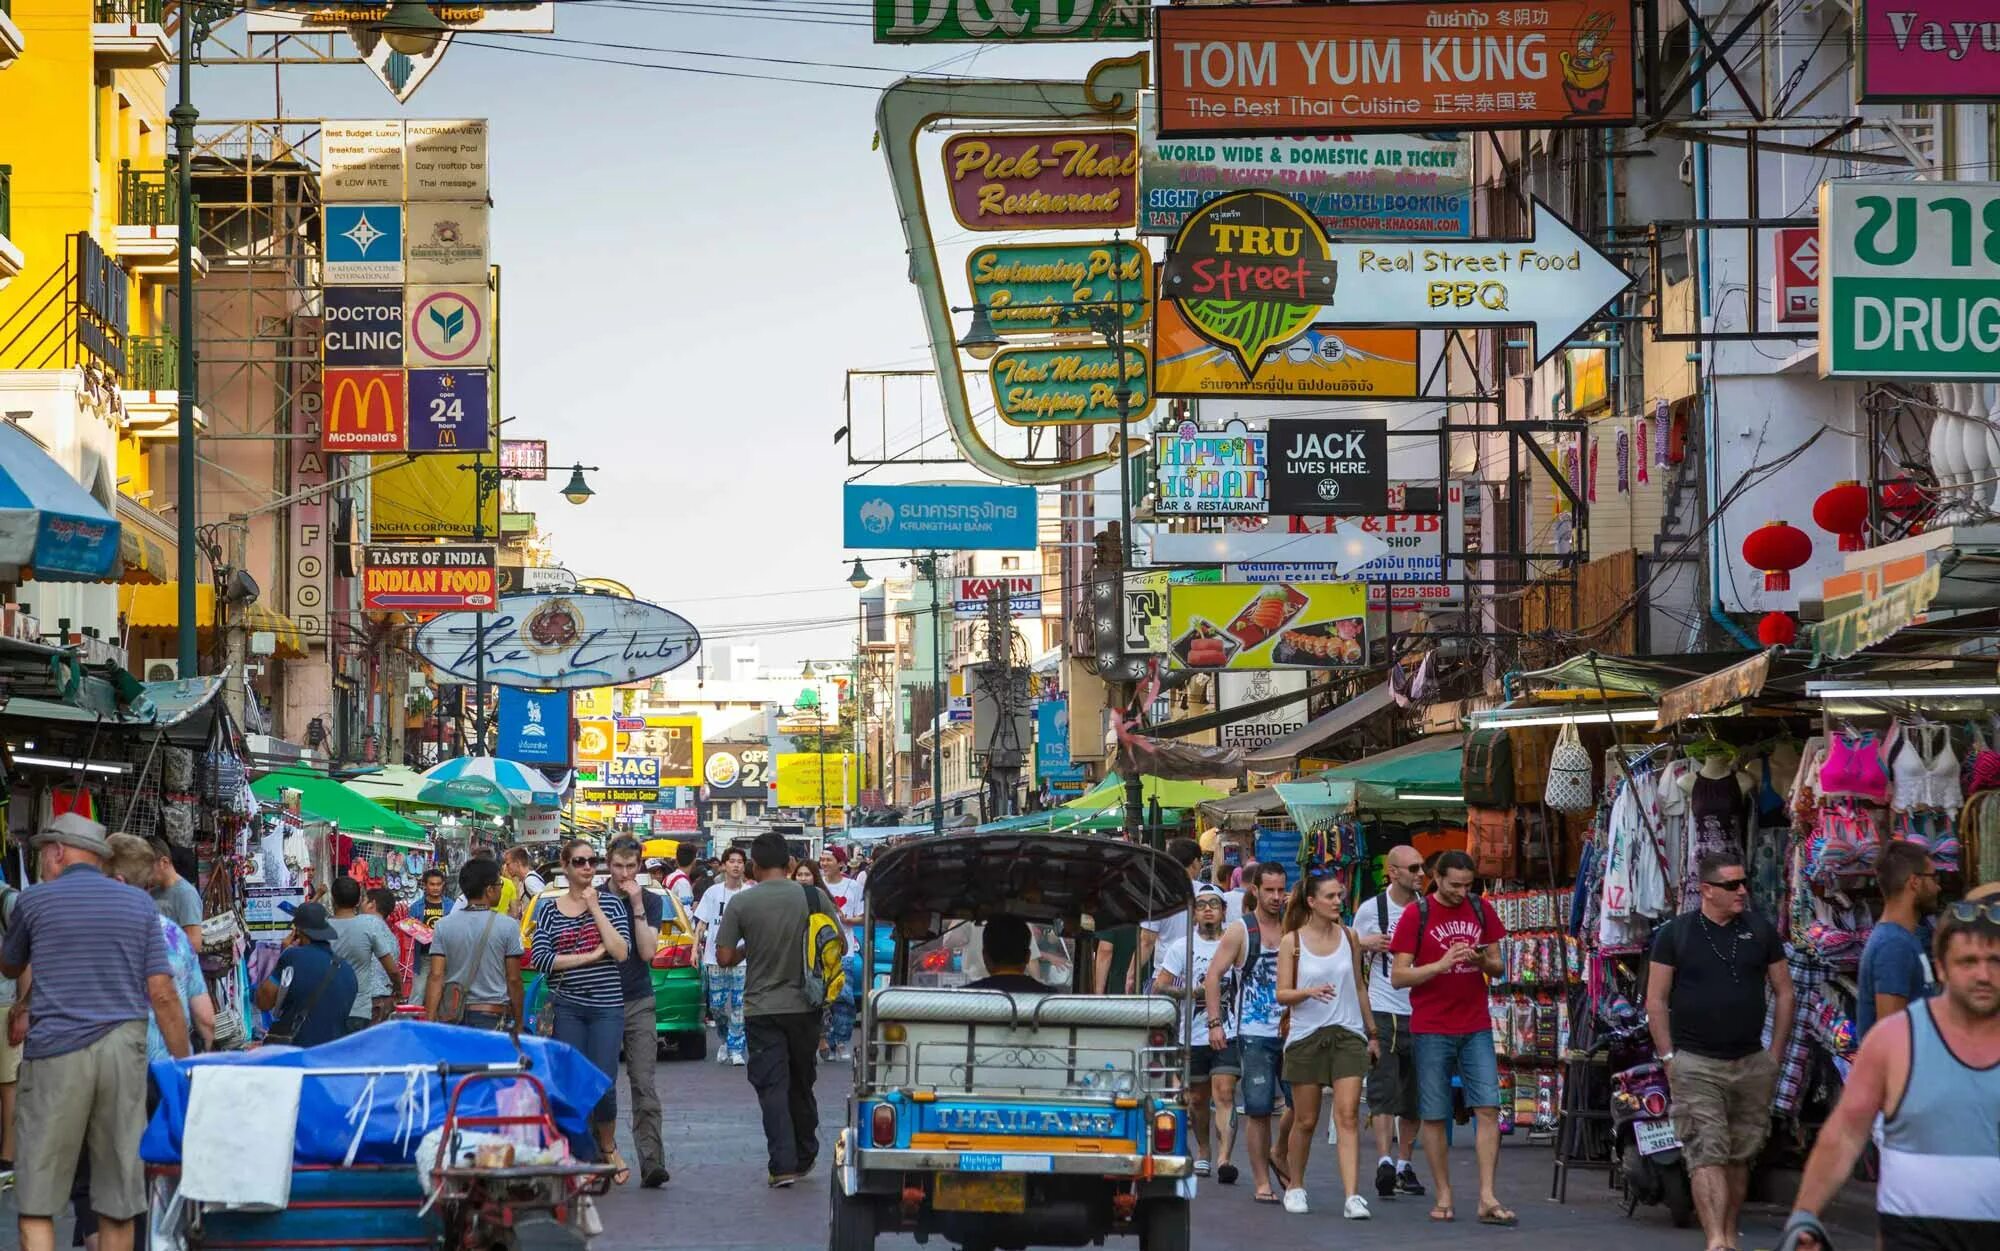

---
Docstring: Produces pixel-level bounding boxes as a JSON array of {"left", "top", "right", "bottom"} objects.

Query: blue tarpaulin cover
[{"left": 141, "top": 1021, "right": 612, "bottom": 1166}]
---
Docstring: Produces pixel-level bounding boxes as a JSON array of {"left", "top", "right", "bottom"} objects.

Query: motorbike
[{"left": 1597, "top": 994, "right": 1694, "bottom": 1228}]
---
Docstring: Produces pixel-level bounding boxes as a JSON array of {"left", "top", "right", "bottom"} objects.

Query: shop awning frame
[{"left": 1243, "top": 683, "right": 1394, "bottom": 771}]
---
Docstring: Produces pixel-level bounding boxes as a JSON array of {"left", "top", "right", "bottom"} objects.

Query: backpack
[
  {"left": 1468, "top": 806, "right": 1519, "bottom": 880},
  {"left": 800, "top": 884, "right": 845, "bottom": 1006},
  {"left": 1461, "top": 727, "right": 1515, "bottom": 807},
  {"left": 1414, "top": 893, "right": 1492, "bottom": 962}
]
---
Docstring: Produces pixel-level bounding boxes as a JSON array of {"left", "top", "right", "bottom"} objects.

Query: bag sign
[{"left": 1819, "top": 180, "right": 2000, "bottom": 379}]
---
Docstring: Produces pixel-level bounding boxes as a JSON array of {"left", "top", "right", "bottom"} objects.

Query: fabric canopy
[
  {"left": 1296, "top": 733, "right": 1468, "bottom": 813},
  {"left": 1244, "top": 682, "right": 1394, "bottom": 770},
  {"left": 251, "top": 766, "right": 430, "bottom": 846},
  {"left": 120, "top": 585, "right": 307, "bottom": 658},
  {"left": 342, "top": 764, "right": 490, "bottom": 814},
  {"left": 1059, "top": 772, "right": 1227, "bottom": 812},
  {"left": 0, "top": 423, "right": 120, "bottom": 581}
]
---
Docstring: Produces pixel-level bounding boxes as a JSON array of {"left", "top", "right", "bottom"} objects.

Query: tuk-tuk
[{"left": 830, "top": 833, "right": 1194, "bottom": 1251}]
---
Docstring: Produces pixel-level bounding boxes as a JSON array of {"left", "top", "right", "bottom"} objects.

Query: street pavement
[{"left": 4, "top": 1050, "right": 1866, "bottom": 1249}]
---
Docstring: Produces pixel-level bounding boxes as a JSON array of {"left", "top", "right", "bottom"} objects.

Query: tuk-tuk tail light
[
  {"left": 1152, "top": 1111, "right": 1178, "bottom": 1154},
  {"left": 909, "top": 1089, "right": 936, "bottom": 1103},
  {"left": 870, "top": 1103, "right": 897, "bottom": 1147},
  {"left": 1113, "top": 1096, "right": 1139, "bottom": 1109}
]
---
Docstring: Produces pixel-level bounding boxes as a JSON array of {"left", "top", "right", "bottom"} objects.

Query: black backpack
[
  {"left": 1413, "top": 893, "right": 1492, "bottom": 959},
  {"left": 1461, "top": 727, "right": 1515, "bottom": 807}
]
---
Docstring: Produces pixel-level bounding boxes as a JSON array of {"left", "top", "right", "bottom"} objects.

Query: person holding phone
[{"left": 527, "top": 840, "right": 630, "bottom": 1179}]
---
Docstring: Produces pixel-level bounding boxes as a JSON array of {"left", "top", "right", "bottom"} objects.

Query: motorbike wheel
[
  {"left": 1139, "top": 1198, "right": 1192, "bottom": 1251},
  {"left": 1661, "top": 1166, "right": 1695, "bottom": 1229},
  {"left": 827, "top": 1176, "right": 876, "bottom": 1251}
]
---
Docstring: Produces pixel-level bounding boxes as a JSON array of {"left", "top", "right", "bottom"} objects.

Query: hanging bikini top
[
  {"left": 1965, "top": 722, "right": 2000, "bottom": 795},
  {"left": 1890, "top": 722, "right": 1962, "bottom": 814},
  {"left": 1818, "top": 729, "right": 1891, "bottom": 804}
]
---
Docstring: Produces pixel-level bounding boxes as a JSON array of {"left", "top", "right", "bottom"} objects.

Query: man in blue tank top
[{"left": 1785, "top": 886, "right": 2000, "bottom": 1251}]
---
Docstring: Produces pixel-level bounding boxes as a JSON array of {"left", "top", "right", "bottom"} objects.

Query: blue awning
[{"left": 0, "top": 425, "right": 120, "bottom": 581}]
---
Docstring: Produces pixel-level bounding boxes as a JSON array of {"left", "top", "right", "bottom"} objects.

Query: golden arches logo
[
  {"left": 324, "top": 370, "right": 404, "bottom": 450},
  {"left": 330, "top": 373, "right": 397, "bottom": 428}
]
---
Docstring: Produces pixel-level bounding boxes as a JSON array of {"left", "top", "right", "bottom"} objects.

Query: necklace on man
[{"left": 1698, "top": 913, "right": 1745, "bottom": 983}]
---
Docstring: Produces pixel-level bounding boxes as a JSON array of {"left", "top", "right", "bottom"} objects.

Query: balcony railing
[
  {"left": 95, "top": 0, "right": 163, "bottom": 22},
  {"left": 126, "top": 334, "right": 177, "bottom": 391},
  {"left": 118, "top": 163, "right": 176, "bottom": 227},
  {"left": 0, "top": 166, "right": 11, "bottom": 240}
]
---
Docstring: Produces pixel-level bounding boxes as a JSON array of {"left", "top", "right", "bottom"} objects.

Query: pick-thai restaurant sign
[
  {"left": 874, "top": 0, "right": 1146, "bottom": 43},
  {"left": 1154, "top": 297, "right": 1421, "bottom": 398},
  {"left": 943, "top": 130, "right": 1138, "bottom": 231},
  {"left": 1153, "top": 1, "right": 1639, "bottom": 136},
  {"left": 1154, "top": 422, "right": 1268, "bottom": 515},
  {"left": 1267, "top": 419, "right": 1389, "bottom": 515},
  {"left": 1857, "top": 1, "right": 2000, "bottom": 102},
  {"left": 363, "top": 542, "right": 497, "bottom": 612},
  {"left": 1138, "top": 97, "right": 1473, "bottom": 238},
  {"left": 1818, "top": 180, "right": 2000, "bottom": 379},
  {"left": 413, "top": 592, "right": 702, "bottom": 690},
  {"left": 967, "top": 241, "right": 1150, "bottom": 335},
  {"left": 991, "top": 344, "right": 1153, "bottom": 426}
]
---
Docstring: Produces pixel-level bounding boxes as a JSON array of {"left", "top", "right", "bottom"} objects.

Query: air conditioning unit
[{"left": 143, "top": 658, "right": 178, "bottom": 682}]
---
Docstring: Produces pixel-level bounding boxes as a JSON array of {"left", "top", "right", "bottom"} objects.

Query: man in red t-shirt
[{"left": 1389, "top": 850, "right": 1513, "bottom": 1226}]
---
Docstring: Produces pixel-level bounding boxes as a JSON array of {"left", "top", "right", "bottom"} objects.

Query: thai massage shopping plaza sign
[{"left": 1819, "top": 180, "right": 2000, "bottom": 379}]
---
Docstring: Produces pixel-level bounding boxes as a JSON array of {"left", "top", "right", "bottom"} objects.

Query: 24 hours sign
[{"left": 1819, "top": 180, "right": 2000, "bottom": 379}]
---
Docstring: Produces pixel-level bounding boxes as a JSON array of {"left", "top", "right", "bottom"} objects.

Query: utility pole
[
  {"left": 172, "top": 4, "right": 202, "bottom": 676},
  {"left": 463, "top": 453, "right": 499, "bottom": 757},
  {"left": 925, "top": 551, "right": 944, "bottom": 838},
  {"left": 221, "top": 525, "right": 246, "bottom": 724}
]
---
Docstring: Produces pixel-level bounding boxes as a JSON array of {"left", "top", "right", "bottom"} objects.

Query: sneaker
[
  {"left": 835, "top": 1045, "right": 853, "bottom": 1062},
  {"left": 1194, "top": 1159, "right": 1211, "bottom": 1177},
  {"left": 730, "top": 1051, "right": 747, "bottom": 1067},
  {"left": 1282, "top": 1188, "right": 1309, "bottom": 1214},
  {"left": 640, "top": 1167, "right": 670, "bottom": 1189},
  {"left": 767, "top": 1171, "right": 804, "bottom": 1188},
  {"left": 1397, "top": 1163, "right": 1426, "bottom": 1196},
  {"left": 715, "top": 1045, "right": 731, "bottom": 1063},
  {"left": 1375, "top": 1159, "right": 1398, "bottom": 1198},
  {"left": 1344, "top": 1195, "right": 1372, "bottom": 1220}
]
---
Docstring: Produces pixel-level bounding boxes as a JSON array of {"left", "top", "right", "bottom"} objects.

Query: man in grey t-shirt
[
  {"left": 148, "top": 836, "right": 203, "bottom": 951},
  {"left": 328, "top": 877, "right": 400, "bottom": 1034},
  {"left": 425, "top": 859, "right": 526, "bottom": 1032},
  {"left": 716, "top": 832, "right": 842, "bottom": 1186}
]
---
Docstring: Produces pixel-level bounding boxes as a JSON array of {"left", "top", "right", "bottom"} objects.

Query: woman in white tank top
[{"left": 1275, "top": 872, "right": 1379, "bottom": 1219}]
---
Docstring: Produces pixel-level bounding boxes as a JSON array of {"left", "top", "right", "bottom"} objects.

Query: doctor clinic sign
[{"left": 1820, "top": 180, "right": 2000, "bottom": 379}]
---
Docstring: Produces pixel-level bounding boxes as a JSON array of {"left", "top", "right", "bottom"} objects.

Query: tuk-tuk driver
[{"left": 964, "top": 918, "right": 1050, "bottom": 994}]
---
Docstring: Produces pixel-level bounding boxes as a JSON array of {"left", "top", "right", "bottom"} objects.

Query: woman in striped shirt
[{"left": 529, "top": 839, "right": 630, "bottom": 1177}]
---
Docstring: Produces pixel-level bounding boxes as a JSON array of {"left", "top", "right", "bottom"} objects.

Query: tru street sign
[{"left": 1162, "top": 191, "right": 1632, "bottom": 365}]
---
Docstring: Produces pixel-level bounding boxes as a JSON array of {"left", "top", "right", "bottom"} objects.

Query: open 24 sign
[{"left": 406, "top": 368, "right": 491, "bottom": 452}]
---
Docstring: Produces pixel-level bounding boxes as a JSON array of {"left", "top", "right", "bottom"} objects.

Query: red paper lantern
[
  {"left": 1757, "top": 611, "right": 1798, "bottom": 647},
  {"left": 1812, "top": 481, "right": 1870, "bottom": 552},
  {"left": 1741, "top": 520, "right": 1812, "bottom": 592},
  {"left": 1881, "top": 480, "right": 1925, "bottom": 513}
]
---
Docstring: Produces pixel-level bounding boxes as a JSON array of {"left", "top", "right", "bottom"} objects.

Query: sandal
[
  {"left": 1254, "top": 1190, "right": 1282, "bottom": 1205},
  {"left": 1477, "top": 1204, "right": 1518, "bottom": 1226},
  {"left": 604, "top": 1148, "right": 631, "bottom": 1186},
  {"left": 1267, "top": 1154, "right": 1292, "bottom": 1192},
  {"left": 1430, "top": 1203, "right": 1455, "bottom": 1222}
]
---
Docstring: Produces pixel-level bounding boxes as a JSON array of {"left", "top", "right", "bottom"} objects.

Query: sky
[{"left": 202, "top": 1, "right": 1123, "bottom": 670}]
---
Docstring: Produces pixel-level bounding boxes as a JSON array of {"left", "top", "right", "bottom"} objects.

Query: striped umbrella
[{"left": 416, "top": 756, "right": 566, "bottom": 812}]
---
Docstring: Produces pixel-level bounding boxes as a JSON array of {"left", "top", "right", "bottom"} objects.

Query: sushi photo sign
[{"left": 1167, "top": 582, "right": 1368, "bottom": 670}]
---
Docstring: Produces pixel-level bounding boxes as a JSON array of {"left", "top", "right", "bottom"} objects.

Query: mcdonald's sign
[{"left": 322, "top": 368, "right": 407, "bottom": 452}]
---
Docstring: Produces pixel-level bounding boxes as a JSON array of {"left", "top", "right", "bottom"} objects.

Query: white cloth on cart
[{"left": 178, "top": 1066, "right": 304, "bottom": 1209}]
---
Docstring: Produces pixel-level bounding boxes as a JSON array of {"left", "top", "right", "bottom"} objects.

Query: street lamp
[
  {"left": 559, "top": 464, "right": 599, "bottom": 506},
  {"left": 955, "top": 301, "right": 1002, "bottom": 360},
  {"left": 373, "top": 0, "right": 449, "bottom": 55},
  {"left": 845, "top": 559, "right": 871, "bottom": 590}
]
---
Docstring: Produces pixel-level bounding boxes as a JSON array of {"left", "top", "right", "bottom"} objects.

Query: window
[{"left": 1001, "top": 556, "right": 1021, "bottom": 570}]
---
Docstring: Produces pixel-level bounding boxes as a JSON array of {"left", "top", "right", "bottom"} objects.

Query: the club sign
[
  {"left": 1162, "top": 190, "right": 1340, "bottom": 378},
  {"left": 413, "top": 592, "right": 702, "bottom": 689}
]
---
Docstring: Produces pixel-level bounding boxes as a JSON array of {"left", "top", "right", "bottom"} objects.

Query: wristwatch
[{"left": 1659, "top": 1050, "right": 1676, "bottom": 1063}]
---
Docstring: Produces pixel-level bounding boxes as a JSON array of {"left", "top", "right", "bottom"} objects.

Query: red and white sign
[
  {"left": 651, "top": 809, "right": 699, "bottom": 834},
  {"left": 1775, "top": 227, "right": 1819, "bottom": 326},
  {"left": 952, "top": 574, "right": 1042, "bottom": 618},
  {"left": 1227, "top": 484, "right": 1466, "bottom": 608}
]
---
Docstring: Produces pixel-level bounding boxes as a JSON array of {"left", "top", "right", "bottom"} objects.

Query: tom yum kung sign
[
  {"left": 1153, "top": 1, "right": 1638, "bottom": 136},
  {"left": 362, "top": 543, "right": 497, "bottom": 612},
  {"left": 990, "top": 344, "right": 1153, "bottom": 426},
  {"left": 943, "top": 131, "right": 1138, "bottom": 230},
  {"left": 1155, "top": 422, "right": 1268, "bottom": 515}
]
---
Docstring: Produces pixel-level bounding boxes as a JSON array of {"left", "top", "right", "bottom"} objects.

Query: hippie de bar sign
[
  {"left": 943, "top": 130, "right": 1138, "bottom": 231},
  {"left": 1153, "top": 1, "right": 1638, "bottom": 136}
]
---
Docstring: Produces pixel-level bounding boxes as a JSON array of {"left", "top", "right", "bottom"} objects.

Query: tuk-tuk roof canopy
[{"left": 865, "top": 833, "right": 1193, "bottom": 931}]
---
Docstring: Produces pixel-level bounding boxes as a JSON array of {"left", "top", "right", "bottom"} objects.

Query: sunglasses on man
[{"left": 1702, "top": 876, "right": 1750, "bottom": 892}]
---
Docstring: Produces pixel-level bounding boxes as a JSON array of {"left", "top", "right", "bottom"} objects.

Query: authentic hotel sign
[{"left": 1153, "top": 0, "right": 1638, "bottom": 136}]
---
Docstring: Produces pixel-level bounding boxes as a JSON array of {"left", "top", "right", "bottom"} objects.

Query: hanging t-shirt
[
  {"left": 1155, "top": 929, "right": 1226, "bottom": 1042},
  {"left": 1389, "top": 894, "right": 1506, "bottom": 1036}
]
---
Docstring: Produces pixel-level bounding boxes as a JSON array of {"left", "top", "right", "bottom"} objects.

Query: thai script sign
[
  {"left": 1819, "top": 180, "right": 2000, "bottom": 379},
  {"left": 1138, "top": 97, "right": 1473, "bottom": 238},
  {"left": 362, "top": 542, "right": 497, "bottom": 611},
  {"left": 966, "top": 241, "right": 1150, "bottom": 334},
  {"left": 874, "top": 0, "right": 1145, "bottom": 43},
  {"left": 990, "top": 344, "right": 1153, "bottom": 425},
  {"left": 1153, "top": 297, "right": 1421, "bottom": 398},
  {"left": 1153, "top": 1, "right": 1638, "bottom": 136},
  {"left": 1857, "top": 1, "right": 2000, "bottom": 102},
  {"left": 943, "top": 130, "right": 1138, "bottom": 230},
  {"left": 1229, "top": 483, "right": 1467, "bottom": 608},
  {"left": 843, "top": 483, "right": 1040, "bottom": 550},
  {"left": 1154, "top": 422, "right": 1269, "bottom": 515}
]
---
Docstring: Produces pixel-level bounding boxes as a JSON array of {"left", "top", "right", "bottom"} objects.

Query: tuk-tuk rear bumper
[{"left": 852, "top": 1146, "right": 1193, "bottom": 1180}]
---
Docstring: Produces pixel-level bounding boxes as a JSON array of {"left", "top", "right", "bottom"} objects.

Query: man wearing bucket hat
[{"left": 0, "top": 812, "right": 189, "bottom": 1251}]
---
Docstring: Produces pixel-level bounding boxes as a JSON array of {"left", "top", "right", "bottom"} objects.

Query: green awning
[
  {"left": 1059, "top": 773, "right": 1227, "bottom": 812},
  {"left": 342, "top": 764, "right": 492, "bottom": 814},
  {"left": 251, "top": 766, "right": 431, "bottom": 848},
  {"left": 1303, "top": 734, "right": 1468, "bottom": 812}
]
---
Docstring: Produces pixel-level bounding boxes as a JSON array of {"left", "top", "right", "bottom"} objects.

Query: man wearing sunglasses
[
  {"left": 1646, "top": 850, "right": 1794, "bottom": 1251},
  {"left": 1784, "top": 889, "right": 2000, "bottom": 1251}
]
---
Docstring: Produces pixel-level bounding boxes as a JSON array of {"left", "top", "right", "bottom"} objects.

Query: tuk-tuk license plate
[{"left": 934, "top": 1172, "right": 1026, "bottom": 1214}]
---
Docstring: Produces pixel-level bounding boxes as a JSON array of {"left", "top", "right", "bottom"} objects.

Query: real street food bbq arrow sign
[{"left": 1163, "top": 191, "right": 1633, "bottom": 366}]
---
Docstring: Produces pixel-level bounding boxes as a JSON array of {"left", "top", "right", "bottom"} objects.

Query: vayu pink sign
[{"left": 1859, "top": 0, "right": 2000, "bottom": 101}]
